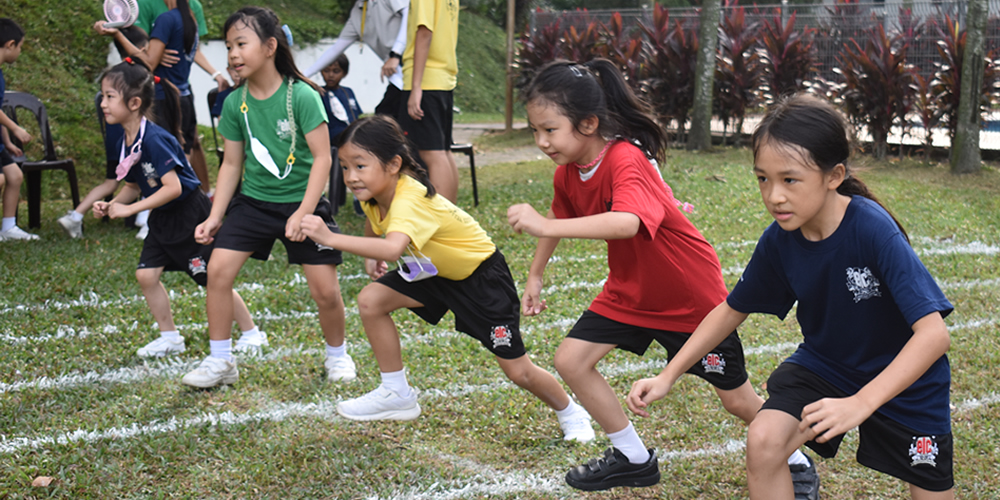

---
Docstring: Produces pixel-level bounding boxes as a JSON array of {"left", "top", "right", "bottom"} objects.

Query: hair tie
[
  {"left": 282, "top": 24, "right": 294, "bottom": 46},
  {"left": 569, "top": 65, "right": 584, "bottom": 78},
  {"left": 154, "top": 76, "right": 160, "bottom": 84},
  {"left": 124, "top": 57, "right": 133, "bottom": 64}
]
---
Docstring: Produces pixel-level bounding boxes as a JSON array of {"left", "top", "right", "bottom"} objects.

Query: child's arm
[
  {"left": 286, "top": 124, "right": 332, "bottom": 242},
  {"left": 627, "top": 301, "right": 749, "bottom": 417},
  {"left": 1, "top": 126, "right": 23, "bottom": 157},
  {"left": 300, "top": 214, "right": 411, "bottom": 263},
  {"left": 96, "top": 170, "right": 182, "bottom": 219},
  {"left": 800, "top": 311, "right": 950, "bottom": 443},
  {"left": 406, "top": 25, "right": 432, "bottom": 120},
  {"left": 363, "top": 220, "right": 390, "bottom": 279},
  {"left": 0, "top": 110, "right": 31, "bottom": 147},
  {"left": 195, "top": 137, "right": 244, "bottom": 244},
  {"left": 508, "top": 202, "right": 641, "bottom": 240},
  {"left": 509, "top": 206, "right": 562, "bottom": 316}
]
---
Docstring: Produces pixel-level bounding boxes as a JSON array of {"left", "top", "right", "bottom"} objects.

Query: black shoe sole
[{"left": 565, "top": 470, "right": 661, "bottom": 491}]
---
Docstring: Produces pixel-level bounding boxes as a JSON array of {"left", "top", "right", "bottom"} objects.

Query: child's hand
[
  {"left": 521, "top": 277, "right": 547, "bottom": 316},
  {"left": 92, "top": 20, "right": 118, "bottom": 36},
  {"left": 365, "top": 258, "right": 389, "bottom": 280},
  {"left": 286, "top": 210, "right": 308, "bottom": 242},
  {"left": 195, "top": 217, "right": 222, "bottom": 245},
  {"left": 627, "top": 376, "right": 675, "bottom": 418},
  {"left": 300, "top": 214, "right": 333, "bottom": 245},
  {"left": 160, "top": 49, "right": 180, "bottom": 68},
  {"left": 4, "top": 143, "right": 22, "bottom": 157},
  {"left": 105, "top": 201, "right": 133, "bottom": 219},
  {"left": 92, "top": 201, "right": 109, "bottom": 218},
  {"left": 12, "top": 126, "right": 31, "bottom": 146},
  {"left": 407, "top": 89, "right": 424, "bottom": 120},
  {"left": 799, "top": 396, "right": 872, "bottom": 443},
  {"left": 507, "top": 204, "right": 548, "bottom": 237}
]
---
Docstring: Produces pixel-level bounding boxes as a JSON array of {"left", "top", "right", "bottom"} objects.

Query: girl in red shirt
[{"left": 508, "top": 59, "right": 815, "bottom": 495}]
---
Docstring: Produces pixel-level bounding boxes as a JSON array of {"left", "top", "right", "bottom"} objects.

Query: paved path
[{"left": 452, "top": 123, "right": 543, "bottom": 168}]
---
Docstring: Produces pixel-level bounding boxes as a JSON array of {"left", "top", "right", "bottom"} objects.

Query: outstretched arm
[
  {"left": 508, "top": 203, "right": 641, "bottom": 240},
  {"left": 800, "top": 311, "right": 950, "bottom": 443},
  {"left": 300, "top": 217, "right": 411, "bottom": 263},
  {"left": 627, "top": 301, "right": 748, "bottom": 417}
]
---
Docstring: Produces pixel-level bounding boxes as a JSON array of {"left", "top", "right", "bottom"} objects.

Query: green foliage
[
  {"left": 929, "top": 13, "right": 1000, "bottom": 142},
  {"left": 757, "top": 9, "right": 819, "bottom": 103},
  {"left": 639, "top": 4, "right": 699, "bottom": 141},
  {"left": 455, "top": 10, "right": 510, "bottom": 115},
  {"left": 714, "top": 1, "right": 761, "bottom": 145}
]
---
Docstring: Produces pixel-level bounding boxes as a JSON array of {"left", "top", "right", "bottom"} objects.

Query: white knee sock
[{"left": 607, "top": 422, "right": 650, "bottom": 464}]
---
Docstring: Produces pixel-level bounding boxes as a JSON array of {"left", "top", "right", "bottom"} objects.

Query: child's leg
[
  {"left": 355, "top": 282, "right": 422, "bottom": 372},
  {"left": 910, "top": 485, "right": 954, "bottom": 500},
  {"left": 554, "top": 337, "right": 625, "bottom": 432},
  {"left": 301, "top": 263, "right": 346, "bottom": 348},
  {"left": 136, "top": 266, "right": 175, "bottom": 331},
  {"left": 231, "top": 289, "right": 255, "bottom": 332},
  {"left": 714, "top": 380, "right": 765, "bottom": 424},
  {"left": 2, "top": 163, "right": 22, "bottom": 218},
  {"left": 205, "top": 249, "right": 252, "bottom": 341},
  {"left": 746, "top": 409, "right": 815, "bottom": 500},
  {"left": 495, "top": 354, "right": 570, "bottom": 410}
]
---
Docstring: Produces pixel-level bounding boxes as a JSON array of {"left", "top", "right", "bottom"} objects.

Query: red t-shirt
[{"left": 551, "top": 141, "right": 728, "bottom": 332}]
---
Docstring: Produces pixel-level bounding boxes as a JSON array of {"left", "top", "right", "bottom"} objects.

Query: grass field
[{"left": 1, "top": 137, "right": 998, "bottom": 499}]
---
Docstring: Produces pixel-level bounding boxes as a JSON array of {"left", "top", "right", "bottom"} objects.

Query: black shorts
[
  {"left": 761, "top": 362, "right": 954, "bottom": 491},
  {"left": 375, "top": 84, "right": 403, "bottom": 117},
  {"left": 567, "top": 310, "right": 749, "bottom": 391},
  {"left": 138, "top": 189, "right": 213, "bottom": 286},
  {"left": 153, "top": 93, "right": 197, "bottom": 154},
  {"left": 375, "top": 250, "right": 527, "bottom": 359},
  {"left": 0, "top": 148, "right": 15, "bottom": 167},
  {"left": 396, "top": 89, "right": 453, "bottom": 151},
  {"left": 213, "top": 194, "right": 343, "bottom": 266}
]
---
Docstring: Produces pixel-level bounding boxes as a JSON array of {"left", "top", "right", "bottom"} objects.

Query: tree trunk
[
  {"left": 687, "top": 0, "right": 722, "bottom": 151},
  {"left": 952, "top": 0, "right": 986, "bottom": 174}
]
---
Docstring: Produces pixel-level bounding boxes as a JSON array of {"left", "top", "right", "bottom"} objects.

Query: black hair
[
  {"left": 751, "top": 93, "right": 908, "bottom": 241},
  {"left": 0, "top": 18, "right": 25, "bottom": 46},
  {"left": 328, "top": 53, "right": 350, "bottom": 75},
  {"left": 522, "top": 58, "right": 667, "bottom": 163},
  {"left": 112, "top": 26, "right": 150, "bottom": 59},
  {"left": 177, "top": 0, "right": 197, "bottom": 53},
  {"left": 337, "top": 115, "right": 436, "bottom": 204},
  {"left": 100, "top": 57, "right": 184, "bottom": 146},
  {"left": 223, "top": 7, "right": 322, "bottom": 94}
]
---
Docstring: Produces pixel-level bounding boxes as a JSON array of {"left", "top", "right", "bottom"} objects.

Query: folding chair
[
  {"left": 207, "top": 87, "right": 225, "bottom": 165},
  {"left": 451, "top": 143, "right": 477, "bottom": 206},
  {"left": 328, "top": 146, "right": 346, "bottom": 215},
  {"left": 2, "top": 91, "right": 80, "bottom": 228}
]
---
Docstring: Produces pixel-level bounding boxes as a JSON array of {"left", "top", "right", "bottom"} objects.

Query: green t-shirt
[
  {"left": 135, "top": 0, "right": 209, "bottom": 37},
  {"left": 218, "top": 80, "right": 329, "bottom": 203}
]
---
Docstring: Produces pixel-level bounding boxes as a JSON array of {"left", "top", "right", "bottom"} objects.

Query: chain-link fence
[{"left": 529, "top": 1, "right": 1000, "bottom": 151}]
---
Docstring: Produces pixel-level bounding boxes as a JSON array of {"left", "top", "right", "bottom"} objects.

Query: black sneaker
[
  {"left": 565, "top": 447, "right": 660, "bottom": 491},
  {"left": 789, "top": 453, "right": 820, "bottom": 500}
]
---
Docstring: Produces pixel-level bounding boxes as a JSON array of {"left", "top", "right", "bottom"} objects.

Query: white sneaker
[
  {"left": 1, "top": 226, "right": 39, "bottom": 241},
  {"left": 136, "top": 224, "right": 149, "bottom": 240},
  {"left": 325, "top": 354, "right": 357, "bottom": 382},
  {"left": 136, "top": 335, "right": 186, "bottom": 358},
  {"left": 234, "top": 331, "right": 269, "bottom": 356},
  {"left": 559, "top": 402, "right": 596, "bottom": 442},
  {"left": 181, "top": 356, "right": 238, "bottom": 388},
  {"left": 57, "top": 211, "right": 83, "bottom": 238},
  {"left": 337, "top": 385, "right": 421, "bottom": 421}
]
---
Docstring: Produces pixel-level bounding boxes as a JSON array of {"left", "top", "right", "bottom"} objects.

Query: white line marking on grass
[
  {"left": 913, "top": 237, "right": 999, "bottom": 256},
  {"left": 939, "top": 277, "right": 1000, "bottom": 290},
  {"left": 658, "top": 439, "right": 746, "bottom": 461},
  {"left": 954, "top": 393, "right": 1000, "bottom": 413},
  {"left": 948, "top": 317, "right": 1000, "bottom": 331}
]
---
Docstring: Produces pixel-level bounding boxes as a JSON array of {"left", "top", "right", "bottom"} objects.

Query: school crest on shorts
[
  {"left": 846, "top": 266, "right": 881, "bottom": 302},
  {"left": 701, "top": 353, "right": 726, "bottom": 374},
  {"left": 491, "top": 325, "right": 513, "bottom": 349},
  {"left": 188, "top": 256, "right": 207, "bottom": 275},
  {"left": 909, "top": 435, "right": 939, "bottom": 467}
]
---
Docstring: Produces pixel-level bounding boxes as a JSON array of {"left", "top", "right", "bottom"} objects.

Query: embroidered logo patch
[
  {"left": 141, "top": 162, "right": 158, "bottom": 187},
  {"left": 491, "top": 325, "right": 512, "bottom": 349},
  {"left": 846, "top": 267, "right": 881, "bottom": 302},
  {"left": 188, "top": 256, "right": 207, "bottom": 275},
  {"left": 701, "top": 353, "right": 726, "bottom": 374},
  {"left": 909, "top": 435, "right": 939, "bottom": 467},
  {"left": 276, "top": 118, "right": 292, "bottom": 140}
]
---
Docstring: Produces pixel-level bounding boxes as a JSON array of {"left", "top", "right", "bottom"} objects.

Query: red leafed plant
[
  {"left": 758, "top": 9, "right": 819, "bottom": 104},
  {"left": 516, "top": 17, "right": 564, "bottom": 89},
  {"left": 597, "top": 11, "right": 646, "bottom": 94},
  {"left": 714, "top": 1, "right": 761, "bottom": 145},
  {"left": 929, "top": 14, "right": 1000, "bottom": 142},
  {"left": 910, "top": 72, "right": 942, "bottom": 159},
  {"left": 639, "top": 3, "right": 699, "bottom": 143}
]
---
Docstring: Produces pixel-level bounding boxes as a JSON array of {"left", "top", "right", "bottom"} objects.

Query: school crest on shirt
[
  {"left": 846, "top": 267, "right": 881, "bottom": 303},
  {"left": 491, "top": 325, "right": 513, "bottom": 349},
  {"left": 141, "top": 161, "right": 158, "bottom": 188},
  {"left": 188, "top": 256, "right": 207, "bottom": 275},
  {"left": 276, "top": 118, "right": 293, "bottom": 140},
  {"left": 909, "top": 435, "right": 939, "bottom": 467},
  {"left": 701, "top": 352, "right": 727, "bottom": 374}
]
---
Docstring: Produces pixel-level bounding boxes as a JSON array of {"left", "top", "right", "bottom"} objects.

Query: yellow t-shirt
[
  {"left": 402, "top": 0, "right": 459, "bottom": 91},
  {"left": 364, "top": 175, "right": 495, "bottom": 280}
]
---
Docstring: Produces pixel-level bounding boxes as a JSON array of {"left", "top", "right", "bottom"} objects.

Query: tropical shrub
[
  {"left": 714, "top": 1, "right": 761, "bottom": 145},
  {"left": 639, "top": 3, "right": 699, "bottom": 142},
  {"left": 929, "top": 14, "right": 1000, "bottom": 142},
  {"left": 758, "top": 9, "right": 819, "bottom": 103},
  {"left": 597, "top": 12, "right": 646, "bottom": 93},
  {"left": 911, "top": 72, "right": 943, "bottom": 159}
]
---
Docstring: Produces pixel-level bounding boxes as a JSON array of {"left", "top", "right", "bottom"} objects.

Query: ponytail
[
  {"left": 155, "top": 77, "right": 184, "bottom": 146},
  {"left": 223, "top": 7, "right": 322, "bottom": 94},
  {"left": 522, "top": 58, "right": 666, "bottom": 162},
  {"left": 752, "top": 94, "right": 909, "bottom": 242},
  {"left": 337, "top": 115, "right": 436, "bottom": 204},
  {"left": 177, "top": 0, "right": 197, "bottom": 53}
]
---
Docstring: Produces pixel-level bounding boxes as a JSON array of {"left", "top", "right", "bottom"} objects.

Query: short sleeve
[
  {"left": 609, "top": 157, "right": 667, "bottom": 241},
  {"left": 550, "top": 167, "right": 577, "bottom": 219},
  {"left": 727, "top": 227, "right": 797, "bottom": 318},
  {"left": 218, "top": 89, "right": 246, "bottom": 143},
  {"left": 385, "top": 189, "right": 438, "bottom": 250},
  {"left": 294, "top": 81, "right": 329, "bottom": 134},
  {"left": 876, "top": 231, "right": 954, "bottom": 324},
  {"left": 149, "top": 11, "right": 176, "bottom": 43}
]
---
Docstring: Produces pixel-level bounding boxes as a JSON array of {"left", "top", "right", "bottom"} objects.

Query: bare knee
[
  {"left": 2, "top": 166, "right": 22, "bottom": 187},
  {"left": 554, "top": 346, "right": 588, "bottom": 383},
  {"left": 746, "top": 419, "right": 789, "bottom": 472},
  {"left": 499, "top": 357, "right": 536, "bottom": 388},
  {"left": 310, "top": 283, "right": 344, "bottom": 310},
  {"left": 135, "top": 268, "right": 160, "bottom": 289}
]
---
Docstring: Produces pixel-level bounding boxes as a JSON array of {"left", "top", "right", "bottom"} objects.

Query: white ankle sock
[
  {"left": 607, "top": 422, "right": 650, "bottom": 464},
  {"left": 69, "top": 210, "right": 84, "bottom": 222},
  {"left": 380, "top": 369, "right": 412, "bottom": 398},
  {"left": 555, "top": 399, "right": 580, "bottom": 418},
  {"left": 2, "top": 217, "right": 15, "bottom": 232},
  {"left": 135, "top": 209, "right": 149, "bottom": 227},
  {"left": 788, "top": 449, "right": 810, "bottom": 466},
  {"left": 240, "top": 326, "right": 261, "bottom": 339},
  {"left": 160, "top": 330, "right": 182, "bottom": 342},
  {"left": 209, "top": 339, "right": 232, "bottom": 361},
  {"left": 326, "top": 342, "right": 347, "bottom": 358}
]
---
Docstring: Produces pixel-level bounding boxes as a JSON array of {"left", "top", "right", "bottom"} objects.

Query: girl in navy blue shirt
[
  {"left": 94, "top": 58, "right": 261, "bottom": 361},
  {"left": 628, "top": 94, "right": 954, "bottom": 499}
]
